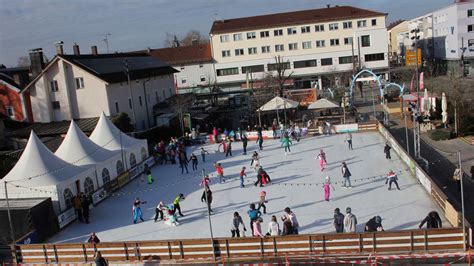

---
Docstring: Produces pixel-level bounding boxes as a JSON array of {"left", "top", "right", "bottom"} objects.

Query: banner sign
[
  {"left": 57, "top": 208, "right": 76, "bottom": 229},
  {"left": 92, "top": 188, "right": 107, "bottom": 205},
  {"left": 334, "top": 124, "right": 358, "bottom": 133},
  {"left": 117, "top": 172, "right": 130, "bottom": 188}
]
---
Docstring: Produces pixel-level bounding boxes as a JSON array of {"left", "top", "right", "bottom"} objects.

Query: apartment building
[
  {"left": 209, "top": 5, "right": 389, "bottom": 91},
  {"left": 387, "top": 20, "right": 409, "bottom": 62},
  {"left": 23, "top": 45, "right": 177, "bottom": 130}
]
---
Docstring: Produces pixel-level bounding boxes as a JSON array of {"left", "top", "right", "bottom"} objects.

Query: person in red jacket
[{"left": 214, "top": 162, "right": 225, "bottom": 183}]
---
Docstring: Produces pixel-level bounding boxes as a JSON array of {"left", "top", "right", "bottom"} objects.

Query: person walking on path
[
  {"left": 225, "top": 139, "right": 233, "bottom": 157},
  {"left": 178, "top": 151, "right": 189, "bottom": 174},
  {"left": 173, "top": 193, "right": 185, "bottom": 217},
  {"left": 189, "top": 153, "right": 198, "bottom": 171},
  {"left": 344, "top": 207, "right": 357, "bottom": 233},
  {"left": 74, "top": 195, "right": 83, "bottom": 222},
  {"left": 281, "top": 216, "right": 294, "bottom": 236},
  {"left": 247, "top": 203, "right": 262, "bottom": 235},
  {"left": 240, "top": 167, "right": 247, "bottom": 188},
  {"left": 419, "top": 211, "right": 442, "bottom": 229},
  {"left": 333, "top": 208, "right": 345, "bottom": 233},
  {"left": 365, "top": 216, "right": 384, "bottom": 232},
  {"left": 341, "top": 162, "right": 352, "bottom": 188},
  {"left": 200, "top": 187, "right": 213, "bottom": 213},
  {"left": 384, "top": 142, "right": 392, "bottom": 159},
  {"left": 323, "top": 176, "right": 335, "bottom": 201},
  {"left": 284, "top": 207, "right": 300, "bottom": 235},
  {"left": 154, "top": 201, "right": 165, "bottom": 222},
  {"left": 82, "top": 194, "right": 91, "bottom": 224},
  {"left": 132, "top": 198, "right": 146, "bottom": 224},
  {"left": 257, "top": 191, "right": 268, "bottom": 214},
  {"left": 267, "top": 215, "right": 280, "bottom": 236},
  {"left": 345, "top": 133, "right": 353, "bottom": 150},
  {"left": 281, "top": 134, "right": 292, "bottom": 155},
  {"left": 253, "top": 217, "right": 265, "bottom": 238},
  {"left": 214, "top": 162, "right": 225, "bottom": 183},
  {"left": 316, "top": 152, "right": 326, "bottom": 171},
  {"left": 231, "top": 212, "right": 246, "bottom": 237},
  {"left": 144, "top": 164, "right": 153, "bottom": 184},
  {"left": 386, "top": 170, "right": 400, "bottom": 190},
  {"left": 200, "top": 147, "right": 209, "bottom": 162},
  {"left": 241, "top": 134, "right": 248, "bottom": 155}
]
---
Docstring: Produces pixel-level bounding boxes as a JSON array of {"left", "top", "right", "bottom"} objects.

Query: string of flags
[{"left": 5, "top": 181, "right": 58, "bottom": 195}]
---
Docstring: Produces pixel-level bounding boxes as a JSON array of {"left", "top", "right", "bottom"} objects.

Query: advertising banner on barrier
[
  {"left": 57, "top": 208, "right": 76, "bottom": 229},
  {"left": 334, "top": 124, "right": 358, "bottom": 133},
  {"left": 245, "top": 131, "right": 276, "bottom": 140},
  {"left": 16, "top": 230, "right": 38, "bottom": 244},
  {"left": 92, "top": 188, "right": 107, "bottom": 205},
  {"left": 415, "top": 167, "right": 432, "bottom": 193},
  {"left": 117, "top": 172, "right": 130, "bottom": 188}
]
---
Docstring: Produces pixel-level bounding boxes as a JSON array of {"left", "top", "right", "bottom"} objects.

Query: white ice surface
[{"left": 48, "top": 132, "right": 447, "bottom": 243}]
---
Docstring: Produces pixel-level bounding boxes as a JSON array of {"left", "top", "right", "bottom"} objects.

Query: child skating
[
  {"left": 257, "top": 191, "right": 268, "bottom": 214},
  {"left": 214, "top": 162, "right": 225, "bottom": 183},
  {"left": 281, "top": 133, "right": 292, "bottom": 155},
  {"left": 240, "top": 167, "right": 247, "bottom": 188},
  {"left": 189, "top": 153, "right": 198, "bottom": 171},
  {"left": 316, "top": 152, "right": 325, "bottom": 171},
  {"left": 132, "top": 198, "right": 147, "bottom": 224},
  {"left": 323, "top": 176, "right": 335, "bottom": 201},
  {"left": 200, "top": 147, "right": 209, "bottom": 162}
]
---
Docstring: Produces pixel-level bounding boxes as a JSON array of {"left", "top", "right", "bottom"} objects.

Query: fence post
[
  {"left": 42, "top": 244, "right": 48, "bottom": 263},
  {"left": 82, "top": 244, "right": 87, "bottom": 262},
  {"left": 322, "top": 235, "right": 326, "bottom": 255},
  {"left": 358, "top": 234, "right": 363, "bottom": 253},
  {"left": 135, "top": 242, "right": 141, "bottom": 261},
  {"left": 424, "top": 230, "right": 428, "bottom": 251},
  {"left": 410, "top": 231, "right": 414, "bottom": 252},
  {"left": 179, "top": 241, "right": 184, "bottom": 260},
  {"left": 260, "top": 238, "right": 264, "bottom": 256},
  {"left": 273, "top": 237, "right": 278, "bottom": 256},
  {"left": 11, "top": 245, "right": 18, "bottom": 263},
  {"left": 225, "top": 239, "right": 230, "bottom": 258},
  {"left": 167, "top": 241, "right": 172, "bottom": 260},
  {"left": 308, "top": 236, "right": 313, "bottom": 254},
  {"left": 372, "top": 233, "right": 377, "bottom": 253},
  {"left": 53, "top": 244, "right": 58, "bottom": 263}
]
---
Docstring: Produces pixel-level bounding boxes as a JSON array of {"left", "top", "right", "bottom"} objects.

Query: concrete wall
[{"left": 173, "top": 63, "right": 215, "bottom": 89}]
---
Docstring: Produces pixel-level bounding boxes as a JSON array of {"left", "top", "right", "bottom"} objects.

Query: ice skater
[
  {"left": 257, "top": 135, "right": 264, "bottom": 150},
  {"left": 247, "top": 203, "right": 262, "bottom": 235},
  {"left": 319, "top": 149, "right": 327, "bottom": 163},
  {"left": 225, "top": 139, "right": 233, "bottom": 157},
  {"left": 419, "top": 211, "right": 442, "bottom": 229},
  {"left": 144, "top": 164, "right": 153, "bottom": 184},
  {"left": 323, "top": 176, "right": 335, "bottom": 201},
  {"left": 132, "top": 198, "right": 147, "bottom": 224},
  {"left": 240, "top": 166, "right": 247, "bottom": 188},
  {"left": 154, "top": 201, "right": 165, "bottom": 222},
  {"left": 344, "top": 207, "right": 357, "bottom": 233},
  {"left": 281, "top": 133, "right": 292, "bottom": 155},
  {"left": 341, "top": 162, "right": 352, "bottom": 188},
  {"left": 199, "top": 175, "right": 211, "bottom": 189},
  {"left": 333, "top": 208, "right": 345, "bottom": 233},
  {"left": 200, "top": 147, "right": 209, "bottom": 162},
  {"left": 178, "top": 151, "right": 189, "bottom": 174},
  {"left": 189, "top": 153, "right": 198, "bottom": 171},
  {"left": 365, "top": 216, "right": 384, "bottom": 232},
  {"left": 217, "top": 139, "right": 227, "bottom": 153},
  {"left": 316, "top": 152, "right": 326, "bottom": 171},
  {"left": 214, "top": 162, "right": 225, "bottom": 183},
  {"left": 201, "top": 187, "right": 213, "bottom": 213},
  {"left": 231, "top": 212, "right": 246, "bottom": 237},
  {"left": 173, "top": 193, "right": 185, "bottom": 217},
  {"left": 284, "top": 207, "right": 299, "bottom": 235},
  {"left": 386, "top": 170, "right": 400, "bottom": 190},
  {"left": 241, "top": 134, "right": 248, "bottom": 155},
  {"left": 257, "top": 190, "right": 268, "bottom": 214},
  {"left": 345, "top": 133, "right": 353, "bottom": 150},
  {"left": 250, "top": 152, "right": 260, "bottom": 172},
  {"left": 384, "top": 142, "right": 391, "bottom": 159}
]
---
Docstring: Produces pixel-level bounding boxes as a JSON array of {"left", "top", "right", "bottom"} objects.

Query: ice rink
[{"left": 48, "top": 132, "right": 447, "bottom": 243}]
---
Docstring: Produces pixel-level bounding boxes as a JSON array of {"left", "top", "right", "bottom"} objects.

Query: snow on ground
[{"left": 48, "top": 132, "right": 447, "bottom": 243}]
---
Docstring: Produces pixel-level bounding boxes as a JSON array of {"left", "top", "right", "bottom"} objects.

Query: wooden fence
[
  {"left": 13, "top": 228, "right": 466, "bottom": 264},
  {"left": 358, "top": 120, "right": 379, "bottom": 131}
]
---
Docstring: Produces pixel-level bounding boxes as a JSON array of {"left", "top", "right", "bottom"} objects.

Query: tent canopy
[
  {"left": 307, "top": 98, "right": 339, "bottom": 110},
  {"left": 55, "top": 121, "right": 120, "bottom": 165},
  {"left": 3, "top": 131, "right": 92, "bottom": 187},
  {"left": 258, "top": 96, "right": 299, "bottom": 112}
]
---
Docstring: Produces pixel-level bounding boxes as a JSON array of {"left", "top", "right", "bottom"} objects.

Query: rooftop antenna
[{"left": 102, "top": 33, "right": 111, "bottom": 53}]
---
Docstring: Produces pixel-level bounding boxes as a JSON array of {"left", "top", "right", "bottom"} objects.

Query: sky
[{"left": 0, "top": 0, "right": 453, "bottom": 67}]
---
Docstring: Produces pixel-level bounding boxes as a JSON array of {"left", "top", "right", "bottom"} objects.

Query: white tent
[
  {"left": 0, "top": 131, "right": 96, "bottom": 213},
  {"left": 89, "top": 113, "right": 148, "bottom": 170},
  {"left": 307, "top": 98, "right": 340, "bottom": 110},
  {"left": 258, "top": 96, "right": 299, "bottom": 111},
  {"left": 55, "top": 121, "right": 122, "bottom": 188}
]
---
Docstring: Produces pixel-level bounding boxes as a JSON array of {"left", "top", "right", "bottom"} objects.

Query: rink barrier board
[{"left": 12, "top": 228, "right": 467, "bottom": 263}]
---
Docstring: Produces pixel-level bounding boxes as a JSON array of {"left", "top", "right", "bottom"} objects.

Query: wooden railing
[
  {"left": 358, "top": 121, "right": 378, "bottom": 131},
  {"left": 13, "top": 228, "right": 466, "bottom": 263}
]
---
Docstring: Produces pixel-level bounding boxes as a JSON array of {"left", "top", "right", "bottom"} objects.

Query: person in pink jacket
[
  {"left": 252, "top": 217, "right": 264, "bottom": 238},
  {"left": 323, "top": 176, "right": 335, "bottom": 201}
]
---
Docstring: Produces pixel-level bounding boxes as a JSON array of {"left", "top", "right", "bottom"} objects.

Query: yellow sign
[
  {"left": 117, "top": 172, "right": 130, "bottom": 188},
  {"left": 406, "top": 49, "right": 422, "bottom": 66}
]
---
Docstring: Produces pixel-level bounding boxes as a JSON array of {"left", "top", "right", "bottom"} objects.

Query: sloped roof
[
  {"left": 145, "top": 43, "right": 213, "bottom": 65},
  {"left": 0, "top": 73, "right": 22, "bottom": 92},
  {"left": 308, "top": 98, "right": 340, "bottom": 110},
  {"left": 3, "top": 131, "right": 92, "bottom": 187},
  {"left": 259, "top": 96, "right": 299, "bottom": 111},
  {"left": 55, "top": 121, "right": 120, "bottom": 165},
  {"left": 6, "top": 117, "right": 99, "bottom": 138},
  {"left": 387, "top": 19, "right": 406, "bottom": 30},
  {"left": 210, "top": 6, "right": 385, "bottom": 34},
  {"left": 89, "top": 113, "right": 145, "bottom": 151}
]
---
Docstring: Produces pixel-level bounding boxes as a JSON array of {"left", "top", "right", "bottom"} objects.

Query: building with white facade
[
  {"left": 209, "top": 5, "right": 389, "bottom": 90},
  {"left": 22, "top": 45, "right": 177, "bottom": 130}
]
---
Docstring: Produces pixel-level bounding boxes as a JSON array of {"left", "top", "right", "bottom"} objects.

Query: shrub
[{"left": 429, "top": 129, "right": 451, "bottom": 141}]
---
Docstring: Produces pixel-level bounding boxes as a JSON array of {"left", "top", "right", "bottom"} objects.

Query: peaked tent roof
[
  {"left": 308, "top": 98, "right": 340, "bottom": 110},
  {"left": 3, "top": 131, "right": 92, "bottom": 187},
  {"left": 89, "top": 113, "right": 145, "bottom": 151},
  {"left": 259, "top": 96, "right": 299, "bottom": 112},
  {"left": 55, "top": 121, "right": 119, "bottom": 165}
]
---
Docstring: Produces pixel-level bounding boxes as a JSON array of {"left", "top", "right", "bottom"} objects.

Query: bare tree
[
  {"left": 163, "top": 30, "right": 209, "bottom": 48},
  {"left": 17, "top": 56, "right": 30, "bottom": 67},
  {"left": 266, "top": 55, "right": 294, "bottom": 97}
]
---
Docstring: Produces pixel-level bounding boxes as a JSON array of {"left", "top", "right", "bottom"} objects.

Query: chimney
[
  {"left": 91, "top": 45, "right": 98, "bottom": 55},
  {"left": 73, "top": 43, "right": 80, "bottom": 55},
  {"left": 29, "top": 48, "right": 45, "bottom": 77},
  {"left": 54, "top": 41, "right": 64, "bottom": 55},
  {"left": 327, "top": 4, "right": 330, "bottom": 8}
]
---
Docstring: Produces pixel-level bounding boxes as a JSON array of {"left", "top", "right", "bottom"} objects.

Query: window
[
  {"left": 287, "top": 27, "right": 297, "bottom": 35},
  {"left": 6, "top": 106, "right": 14, "bottom": 118},
  {"left": 141, "top": 147, "right": 147, "bottom": 161},
  {"left": 248, "top": 47, "right": 257, "bottom": 54},
  {"left": 233, "top": 33, "right": 243, "bottom": 41},
  {"left": 301, "top": 26, "right": 310, "bottom": 33},
  {"left": 267, "top": 62, "right": 291, "bottom": 71},
  {"left": 371, "top": 19, "right": 377, "bottom": 26},
  {"left": 116, "top": 160, "right": 124, "bottom": 175},
  {"left": 321, "top": 58, "right": 333, "bottom": 66},
  {"left": 128, "top": 98, "right": 132, "bottom": 109},
  {"left": 274, "top": 29, "right": 283, "bottom": 36},
  {"left": 364, "top": 53, "right": 385, "bottom": 62},
  {"left": 181, "top": 77, "right": 187, "bottom": 84},
  {"left": 315, "top": 24, "right": 325, "bottom": 32},
  {"left": 75, "top": 77, "right": 84, "bottom": 89},
  {"left": 289, "top": 43, "right": 298, "bottom": 50},
  {"left": 235, "top": 48, "right": 244, "bottom": 56},
  {"left": 84, "top": 177, "right": 94, "bottom": 196},
  {"left": 102, "top": 168, "right": 110, "bottom": 185},
  {"left": 139, "top": 96, "right": 142, "bottom": 106},
  {"left": 247, "top": 32, "right": 256, "bottom": 39},
  {"left": 50, "top": 80, "right": 59, "bottom": 92},
  {"left": 330, "top": 39, "right": 340, "bottom": 46},
  {"left": 217, "top": 67, "right": 239, "bottom": 76},
  {"left": 468, "top": 39, "right": 474, "bottom": 48},
  {"left": 468, "top": 9, "right": 473, "bottom": 17},
  {"left": 220, "top": 35, "right": 229, "bottom": 42},
  {"left": 302, "top": 41, "right": 312, "bottom": 49},
  {"left": 261, "top": 46, "right": 271, "bottom": 53},
  {"left": 222, "top": 50, "right": 231, "bottom": 57},
  {"left": 130, "top": 153, "right": 137, "bottom": 168},
  {"left": 329, "top": 23, "right": 339, "bottom": 30},
  {"left": 468, "top": 24, "right": 474, "bottom": 32},
  {"left": 275, "top": 44, "right": 284, "bottom": 52},
  {"left": 115, "top": 102, "right": 119, "bottom": 113},
  {"left": 241, "top": 65, "right": 265, "bottom": 73},
  {"left": 294, "top": 59, "right": 317, "bottom": 68},
  {"left": 339, "top": 56, "right": 355, "bottom": 64},
  {"left": 63, "top": 189, "right": 73, "bottom": 209},
  {"left": 361, "top": 35, "right": 371, "bottom": 47},
  {"left": 260, "top": 31, "right": 270, "bottom": 38},
  {"left": 316, "top": 40, "right": 325, "bottom": 47},
  {"left": 357, "top": 20, "right": 367, "bottom": 28},
  {"left": 344, "top": 37, "right": 353, "bottom": 45},
  {"left": 200, "top": 75, "right": 206, "bottom": 82},
  {"left": 343, "top": 21, "right": 352, "bottom": 29},
  {"left": 52, "top": 101, "right": 60, "bottom": 109}
]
